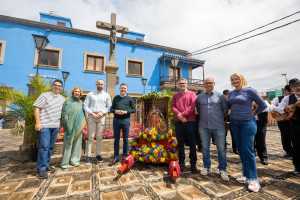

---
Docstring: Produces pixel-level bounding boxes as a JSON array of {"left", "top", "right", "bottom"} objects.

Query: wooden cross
[{"left": 96, "top": 13, "right": 128, "bottom": 66}]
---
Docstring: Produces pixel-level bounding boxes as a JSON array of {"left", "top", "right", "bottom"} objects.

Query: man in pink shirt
[{"left": 172, "top": 78, "right": 198, "bottom": 173}]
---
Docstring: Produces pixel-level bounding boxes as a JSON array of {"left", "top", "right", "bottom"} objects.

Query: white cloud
[{"left": 1, "top": 0, "right": 300, "bottom": 91}]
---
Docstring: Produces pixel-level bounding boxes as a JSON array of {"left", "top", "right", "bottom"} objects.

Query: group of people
[
  {"left": 33, "top": 73, "right": 300, "bottom": 193},
  {"left": 172, "top": 74, "right": 300, "bottom": 193},
  {"left": 271, "top": 78, "right": 300, "bottom": 174},
  {"left": 33, "top": 79, "right": 135, "bottom": 179},
  {"left": 172, "top": 74, "right": 266, "bottom": 192}
]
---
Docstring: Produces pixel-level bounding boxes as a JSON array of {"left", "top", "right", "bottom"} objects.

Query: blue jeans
[
  {"left": 230, "top": 119, "right": 257, "bottom": 180},
  {"left": 199, "top": 128, "right": 227, "bottom": 170},
  {"left": 113, "top": 118, "right": 130, "bottom": 160},
  {"left": 37, "top": 128, "right": 59, "bottom": 173}
]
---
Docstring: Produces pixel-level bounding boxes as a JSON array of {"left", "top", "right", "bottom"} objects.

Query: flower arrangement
[{"left": 129, "top": 122, "right": 178, "bottom": 164}]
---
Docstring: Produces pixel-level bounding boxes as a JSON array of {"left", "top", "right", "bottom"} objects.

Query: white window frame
[
  {"left": 83, "top": 52, "right": 106, "bottom": 73},
  {"left": 34, "top": 47, "right": 63, "bottom": 68},
  {"left": 126, "top": 58, "right": 144, "bottom": 77},
  {"left": 0, "top": 40, "right": 6, "bottom": 64}
]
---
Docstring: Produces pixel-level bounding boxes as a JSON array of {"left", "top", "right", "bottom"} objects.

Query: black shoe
[
  {"left": 283, "top": 153, "right": 292, "bottom": 158},
  {"left": 293, "top": 170, "right": 300, "bottom": 175},
  {"left": 191, "top": 166, "right": 199, "bottom": 174},
  {"left": 38, "top": 171, "right": 48, "bottom": 179},
  {"left": 96, "top": 155, "right": 103, "bottom": 162},
  {"left": 197, "top": 146, "right": 202, "bottom": 152},
  {"left": 261, "top": 159, "right": 269, "bottom": 165}
]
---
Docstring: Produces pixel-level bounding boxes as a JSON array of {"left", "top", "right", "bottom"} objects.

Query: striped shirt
[{"left": 33, "top": 92, "right": 65, "bottom": 128}]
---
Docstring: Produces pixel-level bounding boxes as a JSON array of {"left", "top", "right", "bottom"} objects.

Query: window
[
  {"left": 169, "top": 66, "right": 181, "bottom": 80},
  {"left": 84, "top": 53, "right": 105, "bottom": 72},
  {"left": 127, "top": 59, "right": 144, "bottom": 76},
  {"left": 0, "top": 40, "right": 6, "bottom": 64},
  {"left": 34, "top": 47, "right": 62, "bottom": 68}
]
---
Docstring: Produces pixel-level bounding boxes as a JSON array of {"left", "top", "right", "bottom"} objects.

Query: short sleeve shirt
[{"left": 33, "top": 92, "right": 65, "bottom": 128}]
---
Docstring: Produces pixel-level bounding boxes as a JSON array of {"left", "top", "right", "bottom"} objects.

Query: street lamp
[
  {"left": 32, "top": 34, "right": 49, "bottom": 76},
  {"left": 61, "top": 71, "right": 70, "bottom": 91},
  {"left": 141, "top": 77, "right": 147, "bottom": 94},
  {"left": 171, "top": 58, "right": 179, "bottom": 91}
]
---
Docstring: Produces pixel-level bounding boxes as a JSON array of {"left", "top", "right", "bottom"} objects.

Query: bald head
[
  {"left": 204, "top": 77, "right": 215, "bottom": 93},
  {"left": 96, "top": 79, "right": 105, "bottom": 91},
  {"left": 204, "top": 77, "right": 215, "bottom": 83}
]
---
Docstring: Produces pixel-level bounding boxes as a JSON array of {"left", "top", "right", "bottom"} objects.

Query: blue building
[{"left": 0, "top": 12, "right": 205, "bottom": 96}]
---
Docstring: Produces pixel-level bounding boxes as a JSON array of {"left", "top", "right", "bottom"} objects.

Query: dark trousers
[
  {"left": 175, "top": 121, "right": 197, "bottom": 167},
  {"left": 291, "top": 120, "right": 300, "bottom": 171},
  {"left": 278, "top": 120, "right": 293, "bottom": 156},
  {"left": 225, "top": 122, "right": 237, "bottom": 152},
  {"left": 195, "top": 121, "right": 202, "bottom": 150},
  {"left": 113, "top": 118, "right": 130, "bottom": 160},
  {"left": 254, "top": 119, "right": 268, "bottom": 161}
]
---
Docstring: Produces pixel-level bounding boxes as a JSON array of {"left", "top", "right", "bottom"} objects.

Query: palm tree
[{"left": 0, "top": 76, "right": 50, "bottom": 145}]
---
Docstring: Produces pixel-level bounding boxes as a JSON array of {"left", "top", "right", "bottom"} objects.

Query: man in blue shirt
[{"left": 196, "top": 77, "right": 229, "bottom": 181}]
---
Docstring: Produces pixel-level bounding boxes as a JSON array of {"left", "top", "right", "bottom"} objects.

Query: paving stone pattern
[{"left": 0, "top": 127, "right": 300, "bottom": 200}]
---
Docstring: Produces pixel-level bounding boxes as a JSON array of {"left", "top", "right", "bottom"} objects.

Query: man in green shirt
[{"left": 110, "top": 83, "right": 136, "bottom": 165}]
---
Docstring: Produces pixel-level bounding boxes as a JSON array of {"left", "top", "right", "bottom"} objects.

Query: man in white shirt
[
  {"left": 271, "top": 78, "right": 300, "bottom": 173},
  {"left": 84, "top": 80, "right": 111, "bottom": 163},
  {"left": 271, "top": 85, "right": 292, "bottom": 157},
  {"left": 272, "top": 79, "right": 299, "bottom": 114}
]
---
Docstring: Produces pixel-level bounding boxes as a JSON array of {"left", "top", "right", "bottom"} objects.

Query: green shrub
[{"left": 0, "top": 76, "right": 50, "bottom": 144}]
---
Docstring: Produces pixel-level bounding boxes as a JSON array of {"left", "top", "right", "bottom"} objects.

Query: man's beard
[{"left": 97, "top": 87, "right": 103, "bottom": 91}]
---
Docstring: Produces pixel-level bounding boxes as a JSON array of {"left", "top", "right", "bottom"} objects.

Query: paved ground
[{"left": 0, "top": 127, "right": 299, "bottom": 200}]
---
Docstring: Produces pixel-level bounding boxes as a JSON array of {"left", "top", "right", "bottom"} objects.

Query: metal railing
[{"left": 160, "top": 76, "right": 204, "bottom": 85}]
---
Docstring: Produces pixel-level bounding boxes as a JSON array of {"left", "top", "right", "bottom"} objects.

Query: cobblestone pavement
[{"left": 0, "top": 127, "right": 300, "bottom": 200}]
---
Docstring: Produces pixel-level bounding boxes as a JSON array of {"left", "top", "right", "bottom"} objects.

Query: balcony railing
[{"left": 160, "top": 76, "right": 204, "bottom": 91}]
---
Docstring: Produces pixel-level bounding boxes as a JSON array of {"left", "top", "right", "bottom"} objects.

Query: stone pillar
[{"left": 105, "top": 63, "right": 118, "bottom": 97}]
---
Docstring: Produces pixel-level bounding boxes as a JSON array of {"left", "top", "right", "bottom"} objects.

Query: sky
[{"left": 1, "top": 0, "right": 300, "bottom": 92}]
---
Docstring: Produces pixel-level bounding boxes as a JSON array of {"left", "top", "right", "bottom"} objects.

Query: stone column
[{"left": 105, "top": 63, "right": 118, "bottom": 97}]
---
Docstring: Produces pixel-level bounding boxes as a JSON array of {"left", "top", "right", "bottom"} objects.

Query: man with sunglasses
[
  {"left": 84, "top": 80, "right": 111, "bottom": 164},
  {"left": 34, "top": 79, "right": 65, "bottom": 179}
]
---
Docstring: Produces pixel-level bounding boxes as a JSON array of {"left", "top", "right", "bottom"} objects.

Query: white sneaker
[
  {"left": 220, "top": 170, "right": 229, "bottom": 181},
  {"left": 201, "top": 168, "right": 209, "bottom": 176},
  {"left": 236, "top": 176, "right": 247, "bottom": 184},
  {"left": 248, "top": 180, "right": 260, "bottom": 192}
]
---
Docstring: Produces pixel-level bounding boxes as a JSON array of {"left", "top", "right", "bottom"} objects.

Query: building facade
[{"left": 0, "top": 12, "right": 205, "bottom": 96}]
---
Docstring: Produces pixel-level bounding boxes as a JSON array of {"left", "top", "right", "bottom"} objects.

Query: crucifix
[
  {"left": 96, "top": 13, "right": 128, "bottom": 97},
  {"left": 96, "top": 13, "right": 128, "bottom": 67}
]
